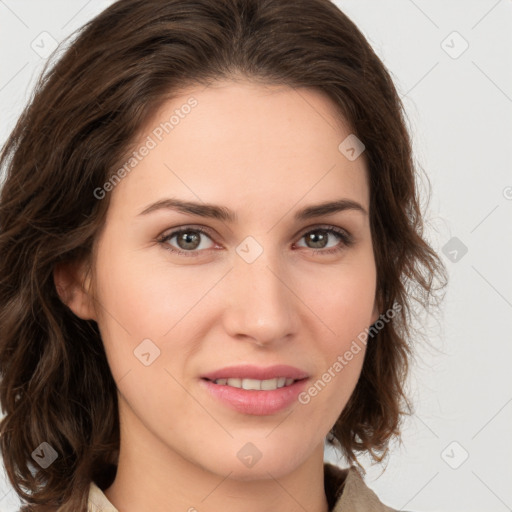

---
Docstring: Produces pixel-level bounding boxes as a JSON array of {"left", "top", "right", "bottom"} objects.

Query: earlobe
[{"left": 53, "top": 261, "right": 97, "bottom": 321}]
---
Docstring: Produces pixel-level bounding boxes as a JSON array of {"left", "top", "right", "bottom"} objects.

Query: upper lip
[{"left": 201, "top": 364, "right": 309, "bottom": 381}]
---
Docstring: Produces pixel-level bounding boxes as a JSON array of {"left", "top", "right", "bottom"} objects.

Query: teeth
[
  {"left": 242, "top": 378, "right": 261, "bottom": 390},
  {"left": 213, "top": 377, "right": 296, "bottom": 390}
]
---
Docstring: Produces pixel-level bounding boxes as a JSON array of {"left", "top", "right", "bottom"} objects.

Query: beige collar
[{"left": 325, "top": 463, "right": 397, "bottom": 511}]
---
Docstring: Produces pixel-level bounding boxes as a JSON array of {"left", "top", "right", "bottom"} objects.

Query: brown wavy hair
[{"left": 0, "top": 0, "right": 447, "bottom": 510}]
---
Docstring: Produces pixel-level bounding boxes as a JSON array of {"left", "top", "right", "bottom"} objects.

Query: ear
[{"left": 53, "top": 260, "right": 97, "bottom": 321}]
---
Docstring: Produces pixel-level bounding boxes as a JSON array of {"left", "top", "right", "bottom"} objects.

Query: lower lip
[{"left": 200, "top": 378, "right": 309, "bottom": 415}]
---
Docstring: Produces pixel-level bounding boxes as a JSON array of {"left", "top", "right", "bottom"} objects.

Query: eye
[
  {"left": 158, "top": 226, "right": 216, "bottom": 257},
  {"left": 158, "top": 224, "right": 354, "bottom": 258},
  {"left": 295, "top": 226, "right": 353, "bottom": 254}
]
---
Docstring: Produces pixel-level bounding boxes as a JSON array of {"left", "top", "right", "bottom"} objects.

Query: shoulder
[{"left": 324, "top": 462, "right": 400, "bottom": 512}]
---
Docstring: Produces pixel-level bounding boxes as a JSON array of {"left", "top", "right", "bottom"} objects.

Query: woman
[{"left": 0, "top": 0, "right": 446, "bottom": 511}]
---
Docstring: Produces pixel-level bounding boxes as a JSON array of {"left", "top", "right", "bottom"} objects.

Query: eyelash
[{"left": 158, "top": 225, "right": 354, "bottom": 258}]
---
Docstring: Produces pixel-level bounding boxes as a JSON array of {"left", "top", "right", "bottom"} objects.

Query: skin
[{"left": 55, "top": 79, "right": 379, "bottom": 512}]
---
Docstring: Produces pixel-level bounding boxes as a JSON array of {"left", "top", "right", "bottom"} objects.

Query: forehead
[{"left": 108, "top": 80, "right": 369, "bottom": 219}]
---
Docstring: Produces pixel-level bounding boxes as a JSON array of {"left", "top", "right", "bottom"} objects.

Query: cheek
[
  {"left": 94, "top": 243, "right": 214, "bottom": 338},
  {"left": 92, "top": 241, "right": 222, "bottom": 384},
  {"left": 300, "top": 274, "right": 373, "bottom": 422},
  {"left": 301, "top": 254, "right": 376, "bottom": 396},
  {"left": 305, "top": 255, "right": 377, "bottom": 338}
]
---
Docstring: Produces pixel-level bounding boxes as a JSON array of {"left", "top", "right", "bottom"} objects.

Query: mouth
[
  {"left": 201, "top": 376, "right": 306, "bottom": 391},
  {"left": 199, "top": 376, "right": 310, "bottom": 415},
  {"left": 199, "top": 364, "right": 310, "bottom": 414}
]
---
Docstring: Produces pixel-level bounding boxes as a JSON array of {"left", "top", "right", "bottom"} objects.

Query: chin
[
  {"left": 207, "top": 448, "right": 307, "bottom": 482},
  {"left": 221, "top": 463, "right": 292, "bottom": 482}
]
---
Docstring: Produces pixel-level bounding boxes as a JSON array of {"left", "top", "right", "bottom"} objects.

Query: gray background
[{"left": 1, "top": 1, "right": 511, "bottom": 511}]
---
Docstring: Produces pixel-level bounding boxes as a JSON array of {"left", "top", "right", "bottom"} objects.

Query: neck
[{"left": 104, "top": 401, "right": 330, "bottom": 512}]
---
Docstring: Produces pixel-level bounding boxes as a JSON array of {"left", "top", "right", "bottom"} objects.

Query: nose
[{"left": 221, "top": 248, "right": 299, "bottom": 347}]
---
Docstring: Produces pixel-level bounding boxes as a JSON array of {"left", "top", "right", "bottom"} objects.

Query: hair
[{"left": 0, "top": 0, "right": 447, "bottom": 510}]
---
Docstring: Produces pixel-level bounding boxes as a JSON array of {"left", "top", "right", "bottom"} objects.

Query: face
[{"left": 71, "top": 80, "right": 378, "bottom": 481}]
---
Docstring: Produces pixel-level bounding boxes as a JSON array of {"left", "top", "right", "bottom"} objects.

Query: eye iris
[
  {"left": 171, "top": 229, "right": 337, "bottom": 252},
  {"left": 307, "top": 230, "right": 328, "bottom": 249},
  {"left": 177, "top": 231, "right": 201, "bottom": 250}
]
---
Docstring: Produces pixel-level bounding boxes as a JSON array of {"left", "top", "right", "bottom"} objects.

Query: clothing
[{"left": 87, "top": 462, "right": 397, "bottom": 512}]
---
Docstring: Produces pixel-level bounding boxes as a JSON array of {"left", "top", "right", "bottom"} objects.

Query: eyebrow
[{"left": 137, "top": 197, "right": 367, "bottom": 222}]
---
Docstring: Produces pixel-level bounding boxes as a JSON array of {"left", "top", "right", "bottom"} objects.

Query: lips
[
  {"left": 200, "top": 377, "right": 309, "bottom": 415},
  {"left": 200, "top": 364, "right": 310, "bottom": 381}
]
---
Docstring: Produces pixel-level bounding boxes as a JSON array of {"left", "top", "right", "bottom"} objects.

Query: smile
[{"left": 207, "top": 377, "right": 297, "bottom": 390}]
